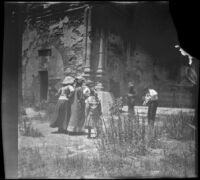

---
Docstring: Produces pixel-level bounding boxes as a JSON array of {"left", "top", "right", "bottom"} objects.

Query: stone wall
[
  {"left": 22, "top": 9, "right": 85, "bottom": 105},
  {"left": 22, "top": 4, "right": 196, "bottom": 108},
  {"left": 93, "top": 4, "right": 195, "bottom": 108},
  {"left": 131, "top": 3, "right": 195, "bottom": 107}
]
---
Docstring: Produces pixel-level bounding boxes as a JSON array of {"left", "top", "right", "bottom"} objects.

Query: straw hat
[
  {"left": 85, "top": 79, "right": 93, "bottom": 85},
  {"left": 62, "top": 76, "right": 75, "bottom": 85},
  {"left": 128, "top": 82, "right": 134, "bottom": 87}
]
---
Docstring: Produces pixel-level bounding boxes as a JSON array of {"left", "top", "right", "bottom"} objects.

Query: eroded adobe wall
[{"left": 22, "top": 9, "right": 85, "bottom": 106}]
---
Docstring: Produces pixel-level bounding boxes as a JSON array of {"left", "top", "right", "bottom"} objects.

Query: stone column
[
  {"left": 96, "top": 28, "right": 105, "bottom": 91},
  {"left": 95, "top": 28, "right": 114, "bottom": 115},
  {"left": 84, "top": 6, "right": 92, "bottom": 79},
  {"left": 83, "top": 6, "right": 88, "bottom": 69}
]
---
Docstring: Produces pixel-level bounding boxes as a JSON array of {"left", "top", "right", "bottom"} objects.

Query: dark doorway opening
[{"left": 39, "top": 71, "right": 48, "bottom": 101}]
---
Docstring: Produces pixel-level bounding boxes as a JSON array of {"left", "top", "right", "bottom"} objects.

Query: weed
[{"left": 19, "top": 115, "right": 44, "bottom": 137}]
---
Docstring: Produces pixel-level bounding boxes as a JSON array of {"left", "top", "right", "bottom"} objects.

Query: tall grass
[
  {"left": 18, "top": 98, "right": 196, "bottom": 178},
  {"left": 95, "top": 98, "right": 196, "bottom": 177},
  {"left": 18, "top": 146, "right": 105, "bottom": 178},
  {"left": 94, "top": 98, "right": 148, "bottom": 177},
  {"left": 163, "top": 111, "right": 195, "bottom": 140},
  {"left": 97, "top": 98, "right": 148, "bottom": 156}
]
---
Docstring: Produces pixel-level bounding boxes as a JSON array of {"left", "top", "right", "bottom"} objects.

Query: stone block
[{"left": 97, "top": 91, "right": 114, "bottom": 115}]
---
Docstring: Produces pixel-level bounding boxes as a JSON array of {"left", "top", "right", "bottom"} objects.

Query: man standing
[
  {"left": 127, "top": 82, "right": 137, "bottom": 115},
  {"left": 143, "top": 87, "right": 158, "bottom": 148},
  {"left": 143, "top": 87, "right": 158, "bottom": 128}
]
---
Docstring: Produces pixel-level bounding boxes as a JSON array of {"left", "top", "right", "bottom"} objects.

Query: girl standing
[{"left": 84, "top": 88, "right": 102, "bottom": 138}]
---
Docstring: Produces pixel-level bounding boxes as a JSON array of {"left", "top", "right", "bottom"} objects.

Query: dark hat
[
  {"left": 62, "top": 76, "right": 75, "bottom": 85},
  {"left": 75, "top": 76, "right": 86, "bottom": 85}
]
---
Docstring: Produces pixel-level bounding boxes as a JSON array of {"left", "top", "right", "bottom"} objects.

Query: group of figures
[
  {"left": 50, "top": 76, "right": 102, "bottom": 139},
  {"left": 50, "top": 74, "right": 159, "bottom": 139}
]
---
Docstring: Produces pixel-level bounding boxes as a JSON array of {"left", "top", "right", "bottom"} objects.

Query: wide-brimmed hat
[
  {"left": 62, "top": 76, "right": 75, "bottom": 85},
  {"left": 85, "top": 79, "right": 93, "bottom": 85},
  {"left": 128, "top": 82, "right": 134, "bottom": 87}
]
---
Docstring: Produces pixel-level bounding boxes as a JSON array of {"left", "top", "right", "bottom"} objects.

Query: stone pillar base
[{"left": 97, "top": 90, "right": 114, "bottom": 115}]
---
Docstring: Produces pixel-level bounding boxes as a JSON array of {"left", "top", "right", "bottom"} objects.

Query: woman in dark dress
[
  {"left": 50, "top": 76, "right": 75, "bottom": 133},
  {"left": 67, "top": 76, "right": 86, "bottom": 133}
]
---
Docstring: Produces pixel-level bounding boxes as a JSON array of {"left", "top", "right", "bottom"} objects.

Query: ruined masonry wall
[{"left": 22, "top": 10, "right": 85, "bottom": 105}]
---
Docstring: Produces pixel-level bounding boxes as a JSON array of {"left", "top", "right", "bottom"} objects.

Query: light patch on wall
[
  {"left": 22, "top": 29, "right": 37, "bottom": 52},
  {"left": 60, "top": 26, "right": 83, "bottom": 47},
  {"left": 49, "top": 16, "right": 69, "bottom": 34},
  {"left": 48, "top": 46, "right": 64, "bottom": 79}
]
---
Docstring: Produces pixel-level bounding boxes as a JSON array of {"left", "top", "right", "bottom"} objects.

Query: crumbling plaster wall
[
  {"left": 22, "top": 28, "right": 40, "bottom": 104},
  {"left": 123, "top": 3, "right": 194, "bottom": 107},
  {"left": 22, "top": 10, "right": 85, "bottom": 105},
  {"left": 99, "top": 3, "right": 194, "bottom": 107}
]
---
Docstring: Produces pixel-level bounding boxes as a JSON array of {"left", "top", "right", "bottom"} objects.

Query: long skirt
[
  {"left": 50, "top": 99, "right": 70, "bottom": 130},
  {"left": 147, "top": 100, "right": 158, "bottom": 127},
  {"left": 67, "top": 99, "right": 85, "bottom": 133},
  {"left": 84, "top": 108, "right": 100, "bottom": 129}
]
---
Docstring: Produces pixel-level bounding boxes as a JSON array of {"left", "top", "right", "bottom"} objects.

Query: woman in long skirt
[
  {"left": 67, "top": 76, "right": 86, "bottom": 133},
  {"left": 50, "top": 76, "right": 75, "bottom": 133}
]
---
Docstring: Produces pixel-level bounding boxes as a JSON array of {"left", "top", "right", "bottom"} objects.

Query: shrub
[{"left": 19, "top": 115, "right": 44, "bottom": 137}]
